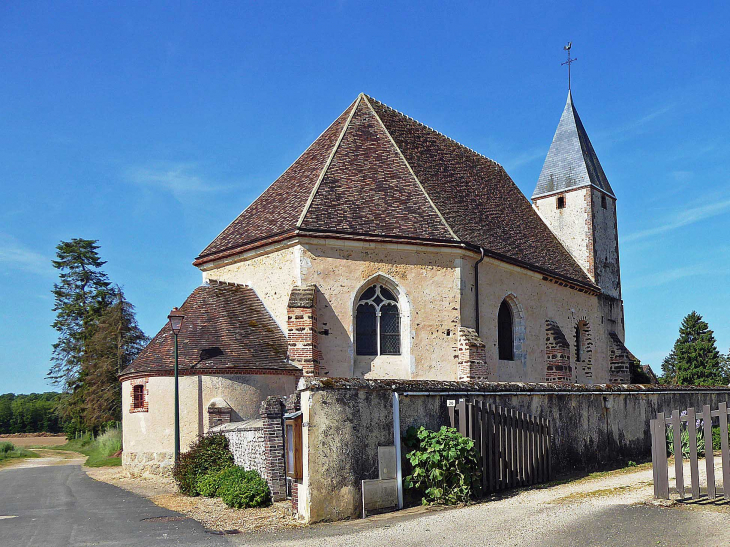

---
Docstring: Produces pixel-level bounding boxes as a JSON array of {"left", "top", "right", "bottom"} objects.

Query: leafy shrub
[
  {"left": 667, "top": 422, "right": 705, "bottom": 458},
  {"left": 0, "top": 441, "right": 13, "bottom": 454},
  {"left": 712, "top": 426, "right": 730, "bottom": 451},
  {"left": 216, "top": 467, "right": 271, "bottom": 509},
  {"left": 403, "top": 426, "right": 480, "bottom": 505},
  {"left": 197, "top": 469, "right": 228, "bottom": 498},
  {"left": 173, "top": 434, "right": 235, "bottom": 496}
]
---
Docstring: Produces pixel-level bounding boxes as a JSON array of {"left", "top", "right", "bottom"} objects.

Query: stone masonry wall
[
  {"left": 221, "top": 422, "right": 266, "bottom": 473},
  {"left": 457, "top": 327, "right": 490, "bottom": 381},
  {"left": 545, "top": 320, "right": 572, "bottom": 382}
]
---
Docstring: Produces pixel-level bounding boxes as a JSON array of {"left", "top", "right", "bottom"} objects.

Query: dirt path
[{"left": 0, "top": 449, "right": 85, "bottom": 470}]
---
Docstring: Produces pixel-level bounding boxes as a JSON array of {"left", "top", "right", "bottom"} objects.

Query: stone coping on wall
[
  {"left": 298, "top": 377, "right": 730, "bottom": 394},
  {"left": 208, "top": 418, "right": 264, "bottom": 433}
]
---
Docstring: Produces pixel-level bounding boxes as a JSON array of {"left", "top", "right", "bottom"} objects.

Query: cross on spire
[{"left": 561, "top": 42, "right": 577, "bottom": 91}]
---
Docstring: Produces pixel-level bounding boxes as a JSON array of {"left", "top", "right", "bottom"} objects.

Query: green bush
[
  {"left": 667, "top": 423, "right": 705, "bottom": 458},
  {"left": 173, "top": 434, "right": 235, "bottom": 496},
  {"left": 712, "top": 426, "right": 730, "bottom": 451},
  {"left": 197, "top": 469, "right": 228, "bottom": 498},
  {"left": 403, "top": 426, "right": 480, "bottom": 505},
  {"left": 216, "top": 467, "right": 271, "bottom": 509},
  {"left": 0, "top": 441, "right": 13, "bottom": 454}
]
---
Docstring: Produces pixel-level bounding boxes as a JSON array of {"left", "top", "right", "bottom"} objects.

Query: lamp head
[{"left": 167, "top": 307, "right": 185, "bottom": 335}]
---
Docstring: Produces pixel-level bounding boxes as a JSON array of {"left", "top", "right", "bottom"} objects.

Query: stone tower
[{"left": 532, "top": 91, "right": 624, "bottom": 338}]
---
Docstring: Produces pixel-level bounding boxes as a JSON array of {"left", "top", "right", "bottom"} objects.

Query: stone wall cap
[
  {"left": 209, "top": 418, "right": 264, "bottom": 432},
  {"left": 298, "top": 377, "right": 730, "bottom": 394}
]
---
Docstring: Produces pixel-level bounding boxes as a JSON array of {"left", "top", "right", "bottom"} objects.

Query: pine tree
[
  {"left": 673, "top": 311, "right": 723, "bottom": 386},
  {"left": 83, "top": 286, "right": 148, "bottom": 427},
  {"left": 49, "top": 239, "right": 112, "bottom": 421},
  {"left": 659, "top": 350, "right": 677, "bottom": 385}
]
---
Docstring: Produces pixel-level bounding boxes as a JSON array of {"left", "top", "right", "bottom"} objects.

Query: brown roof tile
[
  {"left": 196, "top": 94, "right": 594, "bottom": 288},
  {"left": 120, "top": 283, "right": 296, "bottom": 378}
]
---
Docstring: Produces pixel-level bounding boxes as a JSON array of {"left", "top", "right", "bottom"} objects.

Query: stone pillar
[
  {"left": 260, "top": 396, "right": 287, "bottom": 502},
  {"left": 457, "top": 327, "right": 490, "bottom": 381},
  {"left": 608, "top": 333, "right": 632, "bottom": 384},
  {"left": 545, "top": 320, "right": 573, "bottom": 382},
  {"left": 287, "top": 285, "right": 321, "bottom": 376}
]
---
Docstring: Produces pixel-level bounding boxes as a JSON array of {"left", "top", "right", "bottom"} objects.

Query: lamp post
[{"left": 167, "top": 307, "right": 185, "bottom": 463}]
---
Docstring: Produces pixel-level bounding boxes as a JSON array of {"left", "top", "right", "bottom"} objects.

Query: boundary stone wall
[{"left": 296, "top": 378, "right": 730, "bottom": 523}]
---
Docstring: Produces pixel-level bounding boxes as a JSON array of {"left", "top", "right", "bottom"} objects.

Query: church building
[{"left": 120, "top": 91, "right": 636, "bottom": 471}]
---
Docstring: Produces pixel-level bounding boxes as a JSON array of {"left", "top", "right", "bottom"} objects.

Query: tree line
[
  {"left": 0, "top": 393, "right": 67, "bottom": 434},
  {"left": 659, "top": 311, "right": 730, "bottom": 386},
  {"left": 48, "top": 238, "right": 148, "bottom": 434}
]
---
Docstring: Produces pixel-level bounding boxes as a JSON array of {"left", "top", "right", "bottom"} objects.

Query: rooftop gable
[{"left": 196, "top": 94, "right": 595, "bottom": 288}]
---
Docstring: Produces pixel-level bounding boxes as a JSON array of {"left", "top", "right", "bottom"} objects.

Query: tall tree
[
  {"left": 673, "top": 311, "right": 723, "bottom": 386},
  {"left": 659, "top": 349, "right": 677, "bottom": 385},
  {"left": 49, "top": 239, "right": 111, "bottom": 420},
  {"left": 83, "top": 286, "right": 148, "bottom": 427}
]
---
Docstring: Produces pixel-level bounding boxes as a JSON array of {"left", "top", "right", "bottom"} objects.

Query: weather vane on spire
[{"left": 562, "top": 42, "right": 577, "bottom": 91}]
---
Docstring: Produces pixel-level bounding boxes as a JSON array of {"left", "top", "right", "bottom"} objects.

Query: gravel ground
[{"left": 87, "top": 467, "right": 301, "bottom": 533}]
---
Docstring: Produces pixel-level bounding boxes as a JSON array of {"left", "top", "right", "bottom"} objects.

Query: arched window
[
  {"left": 498, "top": 300, "right": 514, "bottom": 361},
  {"left": 356, "top": 285, "right": 400, "bottom": 356},
  {"left": 575, "top": 323, "right": 582, "bottom": 362}
]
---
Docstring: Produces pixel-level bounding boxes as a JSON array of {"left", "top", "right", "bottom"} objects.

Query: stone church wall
[{"left": 299, "top": 240, "right": 462, "bottom": 380}]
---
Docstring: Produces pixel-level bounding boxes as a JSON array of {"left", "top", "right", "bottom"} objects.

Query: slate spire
[{"left": 533, "top": 91, "right": 614, "bottom": 199}]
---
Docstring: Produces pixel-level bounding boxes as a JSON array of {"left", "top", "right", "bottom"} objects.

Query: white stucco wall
[{"left": 121, "top": 373, "right": 297, "bottom": 474}]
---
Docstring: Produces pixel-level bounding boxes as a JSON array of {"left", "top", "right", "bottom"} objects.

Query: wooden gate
[
  {"left": 651, "top": 402, "right": 730, "bottom": 500},
  {"left": 448, "top": 399, "right": 552, "bottom": 494}
]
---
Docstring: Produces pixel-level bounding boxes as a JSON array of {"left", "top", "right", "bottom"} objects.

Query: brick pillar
[
  {"left": 545, "top": 320, "right": 573, "bottom": 382},
  {"left": 260, "top": 396, "right": 287, "bottom": 502},
  {"left": 287, "top": 285, "right": 321, "bottom": 376},
  {"left": 608, "top": 332, "right": 632, "bottom": 384},
  {"left": 457, "top": 327, "right": 490, "bottom": 381}
]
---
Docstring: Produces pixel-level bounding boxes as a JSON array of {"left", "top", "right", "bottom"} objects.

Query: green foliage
[
  {"left": 403, "top": 426, "right": 480, "bottom": 505},
  {"left": 673, "top": 312, "right": 723, "bottom": 386},
  {"left": 173, "top": 434, "right": 235, "bottom": 496},
  {"left": 50, "top": 429, "right": 122, "bottom": 467},
  {"left": 0, "top": 442, "right": 40, "bottom": 463},
  {"left": 216, "top": 467, "right": 272, "bottom": 509},
  {"left": 659, "top": 350, "right": 677, "bottom": 385},
  {"left": 712, "top": 426, "right": 730, "bottom": 451},
  {"left": 0, "top": 392, "right": 67, "bottom": 434},
  {"left": 666, "top": 423, "right": 705, "bottom": 458}
]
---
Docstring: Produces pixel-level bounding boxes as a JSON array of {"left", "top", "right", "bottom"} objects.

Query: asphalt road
[{"left": 0, "top": 463, "right": 229, "bottom": 546}]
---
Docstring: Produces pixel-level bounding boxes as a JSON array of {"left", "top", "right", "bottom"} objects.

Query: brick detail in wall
[
  {"left": 575, "top": 320, "right": 593, "bottom": 383},
  {"left": 457, "top": 327, "right": 490, "bottom": 381},
  {"left": 287, "top": 285, "right": 321, "bottom": 376},
  {"left": 608, "top": 332, "right": 632, "bottom": 384},
  {"left": 129, "top": 378, "right": 149, "bottom": 413},
  {"left": 260, "top": 396, "right": 287, "bottom": 502},
  {"left": 545, "top": 320, "right": 572, "bottom": 382}
]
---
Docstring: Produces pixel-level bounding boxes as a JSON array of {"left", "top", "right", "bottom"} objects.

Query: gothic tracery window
[
  {"left": 498, "top": 300, "right": 514, "bottom": 361},
  {"left": 355, "top": 284, "right": 400, "bottom": 356}
]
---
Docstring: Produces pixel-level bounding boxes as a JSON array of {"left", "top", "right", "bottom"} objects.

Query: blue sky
[{"left": 1, "top": 1, "right": 728, "bottom": 393}]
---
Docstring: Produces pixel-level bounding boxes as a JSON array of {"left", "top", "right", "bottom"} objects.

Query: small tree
[
  {"left": 659, "top": 350, "right": 677, "bottom": 385},
  {"left": 674, "top": 311, "right": 723, "bottom": 386}
]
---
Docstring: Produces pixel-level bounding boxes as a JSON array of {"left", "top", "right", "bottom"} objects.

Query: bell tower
[{"left": 532, "top": 91, "right": 624, "bottom": 336}]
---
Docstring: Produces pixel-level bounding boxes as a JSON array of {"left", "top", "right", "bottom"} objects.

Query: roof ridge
[
  {"left": 361, "top": 94, "right": 460, "bottom": 242},
  {"left": 297, "top": 95, "right": 363, "bottom": 227},
  {"left": 364, "top": 94, "right": 505, "bottom": 171}
]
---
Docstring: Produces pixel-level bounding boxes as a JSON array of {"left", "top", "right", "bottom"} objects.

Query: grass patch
[
  {"left": 45, "top": 430, "right": 122, "bottom": 467},
  {"left": 0, "top": 441, "right": 40, "bottom": 466}
]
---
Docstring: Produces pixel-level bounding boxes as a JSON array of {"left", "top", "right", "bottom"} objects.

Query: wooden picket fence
[
  {"left": 650, "top": 402, "right": 730, "bottom": 500},
  {"left": 448, "top": 399, "right": 552, "bottom": 494}
]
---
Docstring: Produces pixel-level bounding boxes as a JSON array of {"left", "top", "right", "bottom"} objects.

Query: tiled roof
[
  {"left": 533, "top": 91, "right": 614, "bottom": 199},
  {"left": 120, "top": 283, "right": 296, "bottom": 378},
  {"left": 196, "top": 94, "right": 594, "bottom": 288}
]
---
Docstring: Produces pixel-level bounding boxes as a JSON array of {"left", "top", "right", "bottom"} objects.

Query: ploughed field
[{"left": 0, "top": 434, "right": 67, "bottom": 447}]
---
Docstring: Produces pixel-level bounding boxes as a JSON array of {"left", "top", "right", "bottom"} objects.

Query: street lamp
[{"left": 168, "top": 307, "right": 185, "bottom": 463}]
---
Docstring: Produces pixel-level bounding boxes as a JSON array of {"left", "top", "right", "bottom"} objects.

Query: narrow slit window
[
  {"left": 498, "top": 300, "right": 514, "bottom": 361},
  {"left": 556, "top": 196, "right": 566, "bottom": 209},
  {"left": 601, "top": 195, "right": 607, "bottom": 209}
]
